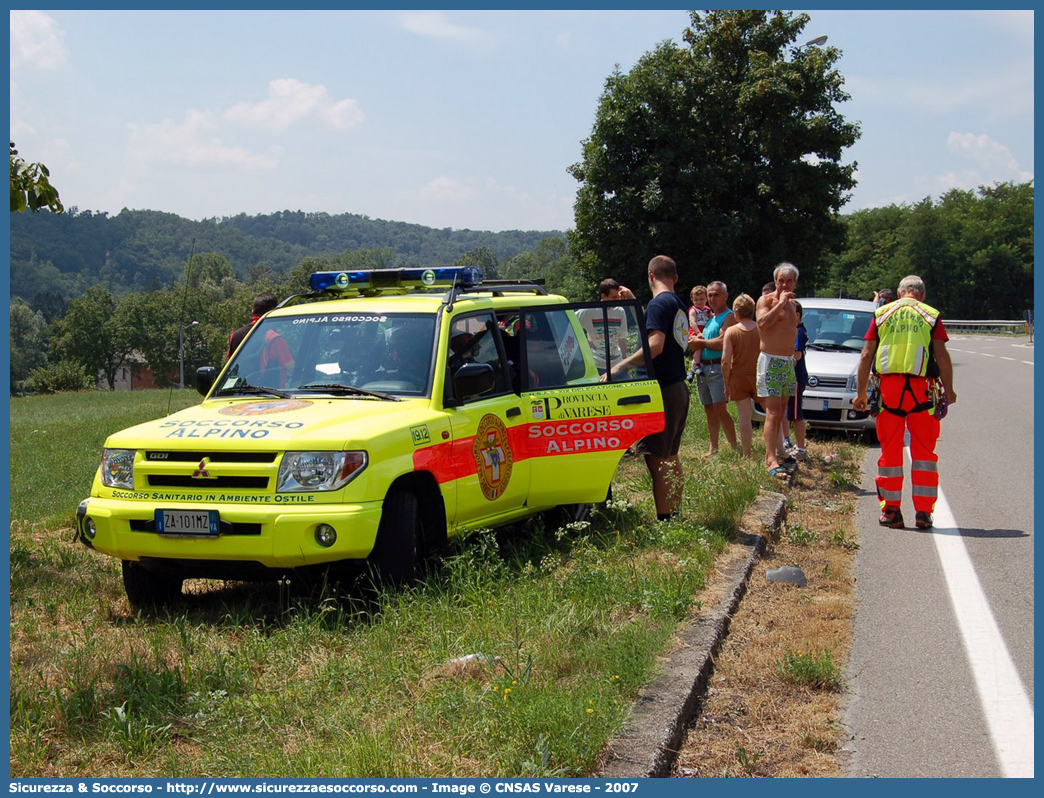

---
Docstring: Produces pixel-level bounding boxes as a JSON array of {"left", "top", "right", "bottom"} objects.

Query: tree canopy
[
  {"left": 823, "top": 182, "right": 1034, "bottom": 318},
  {"left": 569, "top": 10, "right": 859, "bottom": 297},
  {"left": 10, "top": 141, "right": 63, "bottom": 214},
  {"left": 10, "top": 207, "right": 563, "bottom": 302}
]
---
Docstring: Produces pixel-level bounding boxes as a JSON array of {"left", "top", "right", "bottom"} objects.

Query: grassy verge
[
  {"left": 673, "top": 435, "right": 864, "bottom": 777},
  {"left": 11, "top": 389, "right": 769, "bottom": 777}
]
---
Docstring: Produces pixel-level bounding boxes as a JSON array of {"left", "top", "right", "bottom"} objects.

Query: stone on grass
[{"left": 766, "top": 565, "right": 807, "bottom": 587}]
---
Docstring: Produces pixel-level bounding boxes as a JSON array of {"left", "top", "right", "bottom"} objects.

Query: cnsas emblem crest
[
  {"left": 473, "top": 414, "right": 513, "bottom": 501},
  {"left": 672, "top": 309, "right": 689, "bottom": 348}
]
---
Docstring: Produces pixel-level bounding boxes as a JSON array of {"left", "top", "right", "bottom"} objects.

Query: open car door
[{"left": 510, "top": 299, "right": 665, "bottom": 508}]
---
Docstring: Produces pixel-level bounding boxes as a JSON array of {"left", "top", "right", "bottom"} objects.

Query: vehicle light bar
[{"left": 309, "top": 267, "right": 484, "bottom": 294}]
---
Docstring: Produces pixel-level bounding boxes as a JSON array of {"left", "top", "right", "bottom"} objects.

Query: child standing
[
  {"left": 784, "top": 301, "right": 808, "bottom": 460},
  {"left": 721, "top": 294, "right": 760, "bottom": 457},
  {"left": 686, "top": 285, "right": 711, "bottom": 383}
]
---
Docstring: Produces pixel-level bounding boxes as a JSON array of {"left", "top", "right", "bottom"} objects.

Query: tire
[
  {"left": 122, "top": 560, "right": 183, "bottom": 610},
  {"left": 543, "top": 485, "right": 611, "bottom": 532},
  {"left": 367, "top": 487, "right": 421, "bottom": 587}
]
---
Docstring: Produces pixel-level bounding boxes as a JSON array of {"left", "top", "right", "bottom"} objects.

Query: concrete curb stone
[{"left": 597, "top": 490, "right": 788, "bottom": 778}]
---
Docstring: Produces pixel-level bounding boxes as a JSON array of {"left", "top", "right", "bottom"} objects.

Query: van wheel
[
  {"left": 368, "top": 487, "right": 421, "bottom": 587},
  {"left": 122, "top": 561, "right": 183, "bottom": 610}
]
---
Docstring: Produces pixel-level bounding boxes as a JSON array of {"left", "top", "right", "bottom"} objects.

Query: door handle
[{"left": 617, "top": 395, "right": 651, "bottom": 406}]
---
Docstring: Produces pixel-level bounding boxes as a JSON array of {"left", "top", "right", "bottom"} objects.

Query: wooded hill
[{"left": 9, "top": 208, "right": 564, "bottom": 302}]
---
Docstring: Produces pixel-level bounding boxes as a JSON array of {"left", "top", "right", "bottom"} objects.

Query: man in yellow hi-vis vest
[{"left": 854, "top": 275, "right": 957, "bottom": 530}]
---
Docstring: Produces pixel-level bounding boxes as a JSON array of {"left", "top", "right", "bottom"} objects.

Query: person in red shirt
[
  {"left": 855, "top": 276, "right": 957, "bottom": 529},
  {"left": 227, "top": 293, "right": 278, "bottom": 360},
  {"left": 227, "top": 293, "right": 295, "bottom": 387}
]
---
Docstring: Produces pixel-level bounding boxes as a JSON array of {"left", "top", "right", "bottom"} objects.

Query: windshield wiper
[
  {"left": 297, "top": 383, "right": 400, "bottom": 401},
  {"left": 216, "top": 383, "right": 294, "bottom": 399},
  {"left": 808, "top": 342, "right": 857, "bottom": 352}
]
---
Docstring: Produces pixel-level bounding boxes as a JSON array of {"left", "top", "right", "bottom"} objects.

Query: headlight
[
  {"left": 277, "top": 451, "right": 368, "bottom": 492},
  {"left": 847, "top": 373, "right": 859, "bottom": 392},
  {"left": 101, "top": 449, "right": 136, "bottom": 489}
]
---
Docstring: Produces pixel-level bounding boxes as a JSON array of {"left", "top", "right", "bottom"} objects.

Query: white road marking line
[
  {"left": 1021, "top": 361, "right": 1034, "bottom": 366},
  {"left": 922, "top": 483, "right": 1035, "bottom": 777},
  {"left": 1000, "top": 357, "right": 1016, "bottom": 361},
  {"left": 981, "top": 352, "right": 995, "bottom": 357}
]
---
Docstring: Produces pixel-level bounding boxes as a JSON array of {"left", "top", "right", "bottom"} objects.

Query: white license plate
[
  {"left": 803, "top": 397, "right": 833, "bottom": 412},
  {"left": 155, "top": 509, "right": 220, "bottom": 536}
]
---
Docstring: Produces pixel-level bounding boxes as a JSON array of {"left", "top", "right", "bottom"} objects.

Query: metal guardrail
[{"left": 945, "top": 320, "right": 1030, "bottom": 335}]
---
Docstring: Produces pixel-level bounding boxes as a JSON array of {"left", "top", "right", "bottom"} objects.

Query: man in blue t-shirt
[{"left": 604, "top": 255, "right": 691, "bottom": 521}]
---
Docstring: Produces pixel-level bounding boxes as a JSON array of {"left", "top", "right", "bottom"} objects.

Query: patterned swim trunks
[{"left": 756, "top": 352, "right": 797, "bottom": 398}]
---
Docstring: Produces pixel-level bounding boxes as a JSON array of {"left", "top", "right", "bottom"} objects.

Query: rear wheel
[
  {"left": 121, "top": 560, "right": 183, "bottom": 610},
  {"left": 543, "top": 485, "right": 611, "bottom": 532},
  {"left": 368, "top": 486, "right": 421, "bottom": 587}
]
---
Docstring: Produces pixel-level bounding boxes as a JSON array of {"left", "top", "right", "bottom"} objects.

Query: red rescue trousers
[{"left": 875, "top": 374, "right": 940, "bottom": 515}]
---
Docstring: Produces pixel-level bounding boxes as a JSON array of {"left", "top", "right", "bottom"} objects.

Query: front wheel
[
  {"left": 367, "top": 487, "right": 421, "bottom": 587},
  {"left": 122, "top": 560, "right": 183, "bottom": 610}
]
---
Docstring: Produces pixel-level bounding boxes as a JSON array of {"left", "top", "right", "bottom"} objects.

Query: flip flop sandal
[{"left": 768, "top": 466, "right": 790, "bottom": 480}]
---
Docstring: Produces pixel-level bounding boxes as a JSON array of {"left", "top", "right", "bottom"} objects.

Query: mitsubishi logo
[{"left": 192, "top": 458, "right": 216, "bottom": 479}]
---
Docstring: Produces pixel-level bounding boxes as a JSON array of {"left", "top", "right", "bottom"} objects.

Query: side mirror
[
  {"left": 196, "top": 366, "right": 216, "bottom": 397},
  {"left": 452, "top": 362, "right": 495, "bottom": 400}
]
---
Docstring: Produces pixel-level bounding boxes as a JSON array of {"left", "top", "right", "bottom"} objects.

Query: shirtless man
[{"left": 755, "top": 262, "right": 800, "bottom": 476}]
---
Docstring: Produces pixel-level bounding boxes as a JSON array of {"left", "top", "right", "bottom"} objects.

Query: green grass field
[{"left": 10, "top": 389, "right": 767, "bottom": 777}]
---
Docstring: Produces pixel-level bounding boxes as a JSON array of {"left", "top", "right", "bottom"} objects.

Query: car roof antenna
[{"left": 167, "top": 237, "right": 196, "bottom": 417}]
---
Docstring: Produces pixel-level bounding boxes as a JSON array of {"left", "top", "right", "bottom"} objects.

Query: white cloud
[
  {"left": 129, "top": 109, "right": 280, "bottom": 169},
  {"left": 398, "top": 11, "right": 491, "bottom": 47},
  {"left": 10, "top": 10, "right": 68, "bottom": 71},
  {"left": 947, "top": 132, "right": 1033, "bottom": 182},
  {"left": 224, "top": 79, "right": 364, "bottom": 131},
  {"left": 419, "top": 176, "right": 479, "bottom": 201},
  {"left": 126, "top": 78, "right": 361, "bottom": 171}
]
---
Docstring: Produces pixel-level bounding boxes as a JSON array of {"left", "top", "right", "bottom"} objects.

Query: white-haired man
[
  {"left": 854, "top": 275, "right": 956, "bottom": 529},
  {"left": 755, "top": 262, "right": 800, "bottom": 477}
]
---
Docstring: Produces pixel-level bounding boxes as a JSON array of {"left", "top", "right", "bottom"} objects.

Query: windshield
[
  {"left": 219, "top": 312, "right": 437, "bottom": 398},
  {"left": 803, "top": 308, "right": 873, "bottom": 352}
]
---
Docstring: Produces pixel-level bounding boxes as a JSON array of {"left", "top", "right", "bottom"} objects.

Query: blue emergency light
[{"left": 309, "top": 267, "right": 484, "bottom": 294}]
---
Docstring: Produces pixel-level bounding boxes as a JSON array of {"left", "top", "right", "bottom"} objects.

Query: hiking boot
[
  {"left": 792, "top": 447, "right": 807, "bottom": 461},
  {"left": 915, "top": 512, "right": 934, "bottom": 530},
  {"left": 879, "top": 507, "right": 905, "bottom": 528}
]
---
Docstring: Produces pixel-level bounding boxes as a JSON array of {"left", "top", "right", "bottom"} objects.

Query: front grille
[
  {"left": 145, "top": 451, "right": 277, "bottom": 463},
  {"left": 148, "top": 475, "right": 269, "bottom": 489},
  {"left": 130, "top": 519, "right": 262, "bottom": 536},
  {"left": 138, "top": 449, "right": 278, "bottom": 491},
  {"left": 808, "top": 376, "right": 848, "bottom": 389}
]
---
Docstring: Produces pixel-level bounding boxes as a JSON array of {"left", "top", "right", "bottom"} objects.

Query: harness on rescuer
[{"left": 878, "top": 375, "right": 937, "bottom": 417}]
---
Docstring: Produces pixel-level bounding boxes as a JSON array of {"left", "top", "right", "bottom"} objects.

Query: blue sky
[{"left": 9, "top": 9, "right": 1035, "bottom": 233}]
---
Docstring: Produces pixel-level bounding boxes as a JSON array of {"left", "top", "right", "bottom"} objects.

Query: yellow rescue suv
[{"left": 77, "top": 267, "right": 664, "bottom": 608}]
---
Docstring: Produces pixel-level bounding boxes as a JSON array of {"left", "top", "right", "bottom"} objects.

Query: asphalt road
[{"left": 843, "top": 335, "right": 1035, "bottom": 778}]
